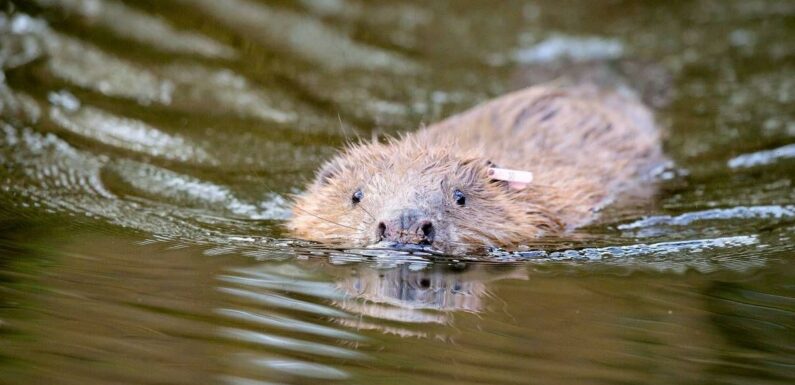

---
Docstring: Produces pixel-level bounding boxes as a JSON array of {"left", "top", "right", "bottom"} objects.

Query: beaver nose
[{"left": 376, "top": 209, "right": 435, "bottom": 245}]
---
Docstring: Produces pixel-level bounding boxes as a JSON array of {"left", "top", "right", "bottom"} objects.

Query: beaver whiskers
[{"left": 291, "top": 205, "right": 360, "bottom": 232}]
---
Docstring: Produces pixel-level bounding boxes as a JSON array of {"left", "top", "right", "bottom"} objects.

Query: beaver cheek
[
  {"left": 345, "top": 222, "right": 369, "bottom": 247},
  {"left": 435, "top": 223, "right": 461, "bottom": 254}
]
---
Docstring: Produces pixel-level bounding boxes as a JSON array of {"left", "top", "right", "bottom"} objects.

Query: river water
[{"left": 1, "top": 1, "right": 794, "bottom": 384}]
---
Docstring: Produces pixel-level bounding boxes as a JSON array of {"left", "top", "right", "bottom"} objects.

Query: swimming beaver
[{"left": 289, "top": 84, "right": 666, "bottom": 255}]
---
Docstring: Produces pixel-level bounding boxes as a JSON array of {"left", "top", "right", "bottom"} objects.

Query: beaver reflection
[{"left": 333, "top": 262, "right": 525, "bottom": 329}]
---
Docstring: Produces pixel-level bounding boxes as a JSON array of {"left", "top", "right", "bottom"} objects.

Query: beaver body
[{"left": 289, "top": 84, "right": 665, "bottom": 255}]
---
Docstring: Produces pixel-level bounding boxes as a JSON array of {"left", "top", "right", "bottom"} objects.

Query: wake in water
[
  {"left": 1, "top": 11, "right": 792, "bottom": 275},
  {"left": 0, "top": 112, "right": 787, "bottom": 273}
]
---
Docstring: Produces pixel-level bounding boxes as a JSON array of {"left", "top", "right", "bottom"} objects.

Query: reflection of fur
[
  {"left": 333, "top": 263, "right": 526, "bottom": 330},
  {"left": 290, "top": 83, "right": 666, "bottom": 254},
  {"left": 339, "top": 266, "right": 486, "bottom": 314}
]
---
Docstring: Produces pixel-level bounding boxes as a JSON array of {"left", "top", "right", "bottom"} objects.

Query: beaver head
[{"left": 288, "top": 135, "right": 562, "bottom": 255}]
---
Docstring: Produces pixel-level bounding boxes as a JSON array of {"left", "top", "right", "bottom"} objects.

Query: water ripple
[
  {"left": 161, "top": 64, "right": 300, "bottom": 124},
  {"left": 618, "top": 205, "right": 795, "bottom": 230},
  {"left": 104, "top": 159, "right": 289, "bottom": 220},
  {"left": 34, "top": 0, "right": 236, "bottom": 58},
  {"left": 548, "top": 235, "right": 760, "bottom": 259},
  {"left": 49, "top": 102, "right": 213, "bottom": 163},
  {"left": 219, "top": 287, "right": 350, "bottom": 318},
  {"left": 728, "top": 143, "right": 795, "bottom": 168},
  {"left": 250, "top": 359, "right": 350, "bottom": 380},
  {"left": 484, "top": 235, "right": 764, "bottom": 273},
  {"left": 220, "top": 327, "right": 367, "bottom": 360},
  {"left": 44, "top": 30, "right": 174, "bottom": 104},
  {"left": 181, "top": 0, "right": 418, "bottom": 72},
  {"left": 2, "top": 3, "right": 795, "bottom": 384},
  {"left": 216, "top": 309, "right": 364, "bottom": 341},
  {"left": 218, "top": 274, "right": 342, "bottom": 300},
  {"left": 513, "top": 34, "right": 624, "bottom": 63},
  {"left": 0, "top": 14, "right": 46, "bottom": 69}
]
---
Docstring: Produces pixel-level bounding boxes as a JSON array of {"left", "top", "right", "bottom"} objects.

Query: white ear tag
[{"left": 488, "top": 167, "right": 534, "bottom": 190}]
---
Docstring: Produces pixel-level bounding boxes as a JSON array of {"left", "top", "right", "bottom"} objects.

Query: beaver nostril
[
  {"left": 376, "top": 222, "right": 386, "bottom": 240},
  {"left": 420, "top": 221, "right": 434, "bottom": 240}
]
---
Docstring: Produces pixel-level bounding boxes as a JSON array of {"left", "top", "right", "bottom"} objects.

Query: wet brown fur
[{"left": 289, "top": 84, "right": 666, "bottom": 255}]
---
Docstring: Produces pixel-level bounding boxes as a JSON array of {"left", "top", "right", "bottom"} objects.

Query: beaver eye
[
  {"left": 351, "top": 189, "right": 363, "bottom": 204},
  {"left": 453, "top": 189, "right": 466, "bottom": 206}
]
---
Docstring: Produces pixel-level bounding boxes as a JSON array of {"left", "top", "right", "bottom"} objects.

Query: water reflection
[
  {"left": 215, "top": 255, "right": 522, "bottom": 380},
  {"left": 0, "top": 222, "right": 793, "bottom": 385},
  {"left": 214, "top": 249, "right": 795, "bottom": 384},
  {"left": 336, "top": 262, "right": 521, "bottom": 318}
]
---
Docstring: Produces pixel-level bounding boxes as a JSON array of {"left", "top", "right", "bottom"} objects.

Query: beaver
[{"left": 288, "top": 83, "right": 666, "bottom": 255}]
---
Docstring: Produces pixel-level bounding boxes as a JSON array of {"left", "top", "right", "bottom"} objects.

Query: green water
[{"left": 1, "top": 1, "right": 794, "bottom": 384}]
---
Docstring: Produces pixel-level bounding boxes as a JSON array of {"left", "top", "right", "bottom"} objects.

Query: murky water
[{"left": 1, "top": 1, "right": 793, "bottom": 384}]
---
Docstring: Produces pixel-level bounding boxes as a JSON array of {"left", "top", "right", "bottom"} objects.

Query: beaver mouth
[{"left": 367, "top": 240, "right": 437, "bottom": 253}]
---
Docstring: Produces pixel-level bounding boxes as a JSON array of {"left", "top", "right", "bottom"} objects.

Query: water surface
[{"left": 1, "top": 1, "right": 794, "bottom": 384}]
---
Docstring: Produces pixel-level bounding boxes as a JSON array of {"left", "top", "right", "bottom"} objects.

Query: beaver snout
[{"left": 376, "top": 209, "right": 435, "bottom": 245}]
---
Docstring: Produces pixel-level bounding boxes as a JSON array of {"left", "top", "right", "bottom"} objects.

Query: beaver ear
[
  {"left": 458, "top": 158, "right": 491, "bottom": 184},
  {"left": 460, "top": 158, "right": 497, "bottom": 169},
  {"left": 483, "top": 159, "right": 527, "bottom": 191},
  {"left": 481, "top": 160, "right": 509, "bottom": 188},
  {"left": 488, "top": 178, "right": 512, "bottom": 190}
]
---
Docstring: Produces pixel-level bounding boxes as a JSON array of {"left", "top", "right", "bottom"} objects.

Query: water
[{"left": 1, "top": 1, "right": 793, "bottom": 384}]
